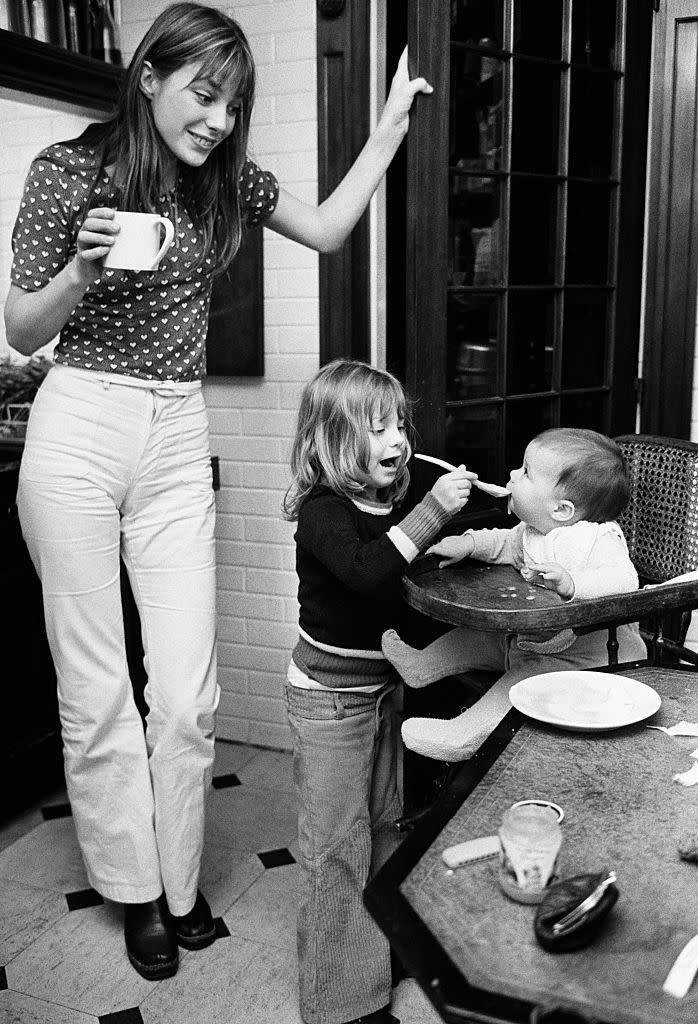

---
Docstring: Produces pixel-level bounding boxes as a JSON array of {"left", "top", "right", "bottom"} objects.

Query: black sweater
[{"left": 294, "top": 486, "right": 412, "bottom": 653}]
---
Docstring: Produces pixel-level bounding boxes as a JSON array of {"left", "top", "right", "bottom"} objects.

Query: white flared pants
[{"left": 17, "top": 366, "right": 219, "bottom": 914}]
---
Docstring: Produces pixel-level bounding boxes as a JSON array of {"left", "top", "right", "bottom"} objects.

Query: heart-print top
[{"left": 10, "top": 142, "right": 279, "bottom": 382}]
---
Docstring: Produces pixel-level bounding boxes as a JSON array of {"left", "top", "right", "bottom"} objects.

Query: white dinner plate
[{"left": 509, "top": 670, "right": 661, "bottom": 732}]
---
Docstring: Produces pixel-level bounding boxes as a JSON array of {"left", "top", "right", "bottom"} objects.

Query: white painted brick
[
  {"left": 253, "top": 122, "right": 316, "bottom": 154},
  {"left": 264, "top": 353, "right": 318, "bottom": 382},
  {"left": 215, "top": 715, "right": 250, "bottom": 744},
  {"left": 219, "top": 692, "right": 288, "bottom": 724},
  {"left": 217, "top": 590, "right": 247, "bottom": 618},
  {"left": 226, "top": 489, "right": 285, "bottom": 516},
  {"left": 217, "top": 667, "right": 248, "bottom": 693},
  {"left": 248, "top": 670, "right": 285, "bottom": 697},
  {"left": 247, "top": 568, "right": 298, "bottom": 596},
  {"left": 235, "top": 2, "right": 312, "bottom": 36},
  {"left": 246, "top": 34, "right": 275, "bottom": 66},
  {"left": 263, "top": 236, "right": 318, "bottom": 270},
  {"left": 204, "top": 380, "right": 281, "bottom": 407},
  {"left": 208, "top": 408, "right": 242, "bottom": 434},
  {"left": 276, "top": 30, "right": 315, "bottom": 62},
  {"left": 216, "top": 565, "right": 246, "bottom": 591},
  {"left": 248, "top": 619, "right": 298, "bottom": 648},
  {"left": 244, "top": 516, "right": 295, "bottom": 543},
  {"left": 241, "top": 408, "right": 297, "bottom": 435},
  {"left": 230, "top": 593, "right": 285, "bottom": 620},
  {"left": 241, "top": 462, "right": 291, "bottom": 489},
  {"left": 256, "top": 60, "right": 315, "bottom": 97},
  {"left": 276, "top": 92, "right": 315, "bottom": 123},
  {"left": 217, "top": 616, "right": 248, "bottom": 642},
  {"left": 276, "top": 326, "right": 318, "bottom": 354},
  {"left": 250, "top": 95, "right": 275, "bottom": 127},
  {"left": 248, "top": 720, "right": 292, "bottom": 751},
  {"left": 213, "top": 436, "right": 283, "bottom": 461},
  {"left": 284, "top": 598, "right": 300, "bottom": 623},
  {"left": 281, "top": 547, "right": 296, "bottom": 571},
  {"left": 276, "top": 269, "right": 318, "bottom": 297},
  {"left": 269, "top": 150, "right": 316, "bottom": 183},
  {"left": 279, "top": 381, "right": 306, "bottom": 408},
  {"left": 215, "top": 513, "right": 245, "bottom": 539},
  {"left": 218, "top": 541, "right": 284, "bottom": 569},
  {"left": 218, "top": 643, "right": 290, "bottom": 673}
]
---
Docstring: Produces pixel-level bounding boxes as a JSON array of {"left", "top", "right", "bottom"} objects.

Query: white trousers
[{"left": 17, "top": 366, "right": 219, "bottom": 914}]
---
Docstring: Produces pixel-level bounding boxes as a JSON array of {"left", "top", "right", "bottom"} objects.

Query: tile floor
[{"left": 0, "top": 741, "right": 441, "bottom": 1024}]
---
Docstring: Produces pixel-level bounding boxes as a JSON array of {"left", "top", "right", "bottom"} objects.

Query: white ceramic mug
[{"left": 103, "top": 211, "right": 175, "bottom": 271}]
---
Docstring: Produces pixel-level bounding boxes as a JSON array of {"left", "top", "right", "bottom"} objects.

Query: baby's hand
[
  {"left": 74, "top": 207, "right": 119, "bottom": 283},
  {"left": 430, "top": 466, "right": 477, "bottom": 514},
  {"left": 528, "top": 562, "right": 575, "bottom": 600},
  {"left": 427, "top": 533, "right": 474, "bottom": 567}
]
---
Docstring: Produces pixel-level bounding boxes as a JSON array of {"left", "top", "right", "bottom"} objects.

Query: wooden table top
[
  {"left": 366, "top": 666, "right": 698, "bottom": 1024},
  {"left": 403, "top": 555, "right": 698, "bottom": 632}
]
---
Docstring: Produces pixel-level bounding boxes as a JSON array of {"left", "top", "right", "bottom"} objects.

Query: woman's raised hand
[
  {"left": 379, "top": 47, "right": 433, "bottom": 139},
  {"left": 74, "top": 208, "right": 120, "bottom": 282},
  {"left": 430, "top": 466, "right": 477, "bottom": 514}
]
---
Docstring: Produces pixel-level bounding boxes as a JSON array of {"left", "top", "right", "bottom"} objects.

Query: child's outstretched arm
[
  {"left": 297, "top": 467, "right": 476, "bottom": 594},
  {"left": 265, "top": 48, "right": 432, "bottom": 253}
]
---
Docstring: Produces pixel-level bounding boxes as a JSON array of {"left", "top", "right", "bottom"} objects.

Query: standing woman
[{"left": 4, "top": 2, "right": 431, "bottom": 981}]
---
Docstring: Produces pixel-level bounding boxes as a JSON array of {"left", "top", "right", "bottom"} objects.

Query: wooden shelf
[{"left": 0, "top": 27, "right": 124, "bottom": 112}]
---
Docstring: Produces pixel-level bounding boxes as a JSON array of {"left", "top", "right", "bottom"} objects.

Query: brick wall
[
  {"left": 120, "top": 0, "right": 319, "bottom": 748},
  {"left": 0, "top": 96, "right": 99, "bottom": 358}
]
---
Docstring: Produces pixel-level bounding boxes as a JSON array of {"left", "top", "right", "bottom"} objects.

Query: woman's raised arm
[{"left": 265, "top": 48, "right": 432, "bottom": 253}]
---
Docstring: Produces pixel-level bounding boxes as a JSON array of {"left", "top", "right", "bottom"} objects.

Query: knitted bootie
[
  {"left": 401, "top": 710, "right": 497, "bottom": 762},
  {"left": 381, "top": 629, "right": 438, "bottom": 688}
]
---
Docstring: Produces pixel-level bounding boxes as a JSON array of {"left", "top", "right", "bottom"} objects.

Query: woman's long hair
[
  {"left": 283, "top": 360, "right": 413, "bottom": 521},
  {"left": 78, "top": 2, "right": 256, "bottom": 272}
]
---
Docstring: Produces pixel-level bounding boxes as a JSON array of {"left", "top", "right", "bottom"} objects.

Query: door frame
[{"left": 642, "top": 0, "right": 698, "bottom": 438}]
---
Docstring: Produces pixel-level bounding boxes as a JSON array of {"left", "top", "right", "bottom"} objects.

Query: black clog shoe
[
  {"left": 124, "top": 894, "right": 179, "bottom": 980},
  {"left": 172, "top": 889, "right": 216, "bottom": 949}
]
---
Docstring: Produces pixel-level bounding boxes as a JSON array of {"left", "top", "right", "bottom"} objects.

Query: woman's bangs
[{"left": 195, "top": 43, "right": 253, "bottom": 102}]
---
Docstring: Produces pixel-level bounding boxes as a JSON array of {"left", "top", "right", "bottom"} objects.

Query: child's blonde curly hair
[{"left": 283, "top": 359, "right": 413, "bottom": 521}]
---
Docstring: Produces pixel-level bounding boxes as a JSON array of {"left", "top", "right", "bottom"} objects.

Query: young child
[
  {"left": 382, "top": 428, "right": 647, "bottom": 762},
  {"left": 283, "top": 359, "right": 476, "bottom": 1024}
]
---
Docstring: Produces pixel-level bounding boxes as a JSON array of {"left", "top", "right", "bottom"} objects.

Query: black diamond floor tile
[
  {"left": 214, "top": 917, "right": 230, "bottom": 938},
  {"left": 212, "top": 772, "right": 241, "bottom": 789},
  {"left": 66, "top": 888, "right": 104, "bottom": 911},
  {"left": 258, "top": 847, "right": 296, "bottom": 869},
  {"left": 41, "top": 802, "right": 72, "bottom": 820},
  {"left": 99, "top": 1010, "right": 144, "bottom": 1024},
  {"left": 0, "top": 966, "right": 6, "bottom": 990}
]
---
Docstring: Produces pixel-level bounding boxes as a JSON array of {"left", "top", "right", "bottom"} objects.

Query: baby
[{"left": 382, "top": 428, "right": 647, "bottom": 761}]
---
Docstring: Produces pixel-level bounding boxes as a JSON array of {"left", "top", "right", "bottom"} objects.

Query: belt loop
[
  {"left": 102, "top": 379, "right": 111, "bottom": 390},
  {"left": 333, "top": 693, "right": 345, "bottom": 719}
]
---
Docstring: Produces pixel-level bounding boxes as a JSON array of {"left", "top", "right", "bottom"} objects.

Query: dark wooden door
[
  {"left": 642, "top": 0, "right": 698, "bottom": 438},
  {"left": 316, "top": 0, "right": 371, "bottom": 364},
  {"left": 392, "top": 0, "right": 654, "bottom": 518}
]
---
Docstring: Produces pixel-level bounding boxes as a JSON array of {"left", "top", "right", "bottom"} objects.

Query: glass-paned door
[{"left": 398, "top": 0, "right": 653, "bottom": 524}]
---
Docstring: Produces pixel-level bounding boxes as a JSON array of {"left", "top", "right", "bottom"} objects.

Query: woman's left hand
[{"left": 379, "top": 47, "right": 433, "bottom": 138}]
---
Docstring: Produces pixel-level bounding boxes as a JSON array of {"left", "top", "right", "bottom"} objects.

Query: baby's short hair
[{"left": 534, "top": 428, "right": 630, "bottom": 522}]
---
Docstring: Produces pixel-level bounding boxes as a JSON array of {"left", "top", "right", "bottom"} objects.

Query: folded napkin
[{"left": 647, "top": 721, "right": 698, "bottom": 737}]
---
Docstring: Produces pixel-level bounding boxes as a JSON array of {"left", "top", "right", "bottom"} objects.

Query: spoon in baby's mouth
[{"left": 414, "top": 453, "right": 510, "bottom": 498}]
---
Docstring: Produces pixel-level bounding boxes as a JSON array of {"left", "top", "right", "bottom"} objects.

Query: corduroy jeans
[{"left": 285, "top": 680, "right": 402, "bottom": 1024}]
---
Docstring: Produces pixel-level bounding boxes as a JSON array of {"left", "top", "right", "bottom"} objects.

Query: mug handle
[{"left": 152, "top": 217, "right": 175, "bottom": 267}]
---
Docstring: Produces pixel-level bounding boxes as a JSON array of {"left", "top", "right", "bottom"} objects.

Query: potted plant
[{"left": 0, "top": 356, "right": 52, "bottom": 439}]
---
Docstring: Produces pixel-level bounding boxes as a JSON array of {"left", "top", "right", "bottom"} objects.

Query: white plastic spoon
[{"left": 414, "top": 453, "right": 510, "bottom": 498}]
